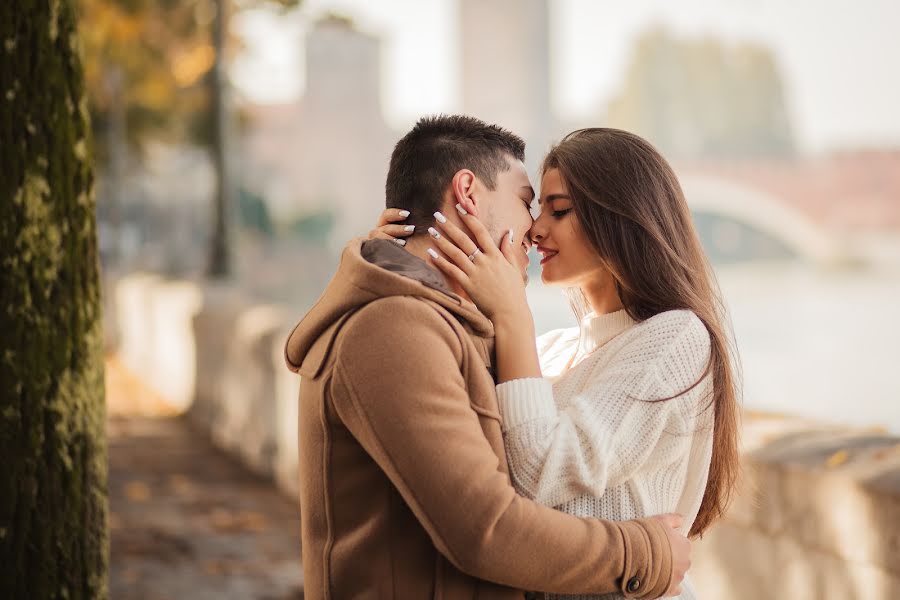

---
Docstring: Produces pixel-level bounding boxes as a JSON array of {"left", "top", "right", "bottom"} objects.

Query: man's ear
[{"left": 450, "top": 169, "right": 479, "bottom": 217}]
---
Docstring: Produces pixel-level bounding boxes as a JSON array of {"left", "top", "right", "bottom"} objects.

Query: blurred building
[
  {"left": 459, "top": 0, "right": 556, "bottom": 175},
  {"left": 606, "top": 29, "right": 795, "bottom": 160},
  {"left": 241, "top": 14, "right": 396, "bottom": 249}
]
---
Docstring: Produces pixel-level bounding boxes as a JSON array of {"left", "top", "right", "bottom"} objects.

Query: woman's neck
[{"left": 581, "top": 276, "right": 624, "bottom": 316}]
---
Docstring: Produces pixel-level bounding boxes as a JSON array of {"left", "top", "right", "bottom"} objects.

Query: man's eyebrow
[
  {"left": 538, "top": 193, "right": 571, "bottom": 205},
  {"left": 520, "top": 185, "right": 535, "bottom": 208}
]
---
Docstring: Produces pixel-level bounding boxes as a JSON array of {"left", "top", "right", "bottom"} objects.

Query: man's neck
[{"left": 404, "top": 236, "right": 471, "bottom": 300}]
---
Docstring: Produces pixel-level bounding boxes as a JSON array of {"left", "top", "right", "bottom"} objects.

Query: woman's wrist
[
  {"left": 493, "top": 309, "right": 536, "bottom": 339},
  {"left": 493, "top": 317, "right": 542, "bottom": 382},
  {"left": 491, "top": 294, "right": 533, "bottom": 325}
]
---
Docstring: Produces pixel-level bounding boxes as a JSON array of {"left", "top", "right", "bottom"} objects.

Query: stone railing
[
  {"left": 106, "top": 272, "right": 900, "bottom": 600},
  {"left": 108, "top": 273, "right": 303, "bottom": 498},
  {"left": 691, "top": 413, "right": 900, "bottom": 599}
]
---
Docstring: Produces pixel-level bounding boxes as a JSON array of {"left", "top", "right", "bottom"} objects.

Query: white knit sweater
[{"left": 496, "top": 309, "right": 715, "bottom": 600}]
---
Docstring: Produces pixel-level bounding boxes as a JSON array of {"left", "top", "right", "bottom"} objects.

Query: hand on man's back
[{"left": 652, "top": 513, "right": 691, "bottom": 598}]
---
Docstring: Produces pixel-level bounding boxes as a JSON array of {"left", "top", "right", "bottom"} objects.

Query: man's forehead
[
  {"left": 506, "top": 156, "right": 529, "bottom": 177},
  {"left": 502, "top": 157, "right": 534, "bottom": 190}
]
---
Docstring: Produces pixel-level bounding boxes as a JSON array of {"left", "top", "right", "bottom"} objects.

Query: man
[{"left": 284, "top": 115, "right": 689, "bottom": 599}]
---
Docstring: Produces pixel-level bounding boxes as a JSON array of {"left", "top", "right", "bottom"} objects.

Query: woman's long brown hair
[{"left": 543, "top": 128, "right": 741, "bottom": 538}]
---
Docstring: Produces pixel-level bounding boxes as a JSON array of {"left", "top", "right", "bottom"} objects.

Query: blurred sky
[{"left": 231, "top": 0, "right": 900, "bottom": 154}]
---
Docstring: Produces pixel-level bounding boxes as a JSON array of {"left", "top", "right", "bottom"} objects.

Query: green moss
[
  {"left": 13, "top": 172, "right": 63, "bottom": 288},
  {"left": 48, "top": 0, "right": 59, "bottom": 42},
  {"left": 1, "top": 0, "right": 108, "bottom": 597}
]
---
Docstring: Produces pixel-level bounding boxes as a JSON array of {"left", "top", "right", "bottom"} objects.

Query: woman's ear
[{"left": 451, "top": 169, "right": 479, "bottom": 216}]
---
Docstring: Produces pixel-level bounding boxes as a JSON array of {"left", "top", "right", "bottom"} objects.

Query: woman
[{"left": 374, "top": 128, "right": 740, "bottom": 600}]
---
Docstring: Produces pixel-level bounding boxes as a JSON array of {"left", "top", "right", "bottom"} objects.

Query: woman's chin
[
  {"left": 540, "top": 267, "right": 576, "bottom": 289},
  {"left": 540, "top": 268, "right": 560, "bottom": 286}
]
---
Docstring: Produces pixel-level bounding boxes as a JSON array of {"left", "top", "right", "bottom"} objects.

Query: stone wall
[
  {"left": 109, "top": 273, "right": 302, "bottom": 498},
  {"left": 114, "top": 273, "right": 203, "bottom": 412},
  {"left": 107, "top": 273, "right": 900, "bottom": 599},
  {"left": 691, "top": 414, "right": 900, "bottom": 599}
]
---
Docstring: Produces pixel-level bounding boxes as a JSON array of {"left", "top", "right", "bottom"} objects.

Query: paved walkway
[{"left": 107, "top": 357, "right": 304, "bottom": 599}]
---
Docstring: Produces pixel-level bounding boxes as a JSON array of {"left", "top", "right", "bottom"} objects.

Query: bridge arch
[{"left": 680, "top": 174, "right": 839, "bottom": 264}]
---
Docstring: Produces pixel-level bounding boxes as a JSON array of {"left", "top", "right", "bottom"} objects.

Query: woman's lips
[{"left": 539, "top": 251, "right": 558, "bottom": 266}]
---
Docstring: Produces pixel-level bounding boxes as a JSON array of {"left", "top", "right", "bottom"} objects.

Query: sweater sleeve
[
  {"left": 497, "top": 311, "right": 712, "bottom": 508},
  {"left": 331, "top": 298, "right": 675, "bottom": 598}
]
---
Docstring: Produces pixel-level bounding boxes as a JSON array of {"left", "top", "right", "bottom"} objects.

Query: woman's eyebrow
[{"left": 538, "top": 193, "right": 572, "bottom": 205}]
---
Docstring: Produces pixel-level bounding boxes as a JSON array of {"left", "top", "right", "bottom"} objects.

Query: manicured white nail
[
  {"left": 398, "top": 210, "right": 410, "bottom": 218},
  {"left": 455, "top": 203, "right": 468, "bottom": 216},
  {"left": 428, "top": 227, "right": 441, "bottom": 239},
  {"left": 427, "top": 248, "right": 439, "bottom": 259},
  {"left": 394, "top": 239, "right": 406, "bottom": 247},
  {"left": 433, "top": 211, "right": 447, "bottom": 224},
  {"left": 508, "top": 228, "right": 514, "bottom": 244},
  {"left": 404, "top": 225, "right": 416, "bottom": 232}
]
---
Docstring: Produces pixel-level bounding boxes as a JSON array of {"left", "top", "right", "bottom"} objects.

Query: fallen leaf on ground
[
  {"left": 125, "top": 481, "right": 152, "bottom": 502},
  {"left": 210, "top": 508, "right": 270, "bottom": 533},
  {"left": 826, "top": 449, "right": 849, "bottom": 468}
]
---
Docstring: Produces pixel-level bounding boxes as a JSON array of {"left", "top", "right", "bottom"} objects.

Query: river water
[{"left": 526, "top": 262, "right": 900, "bottom": 434}]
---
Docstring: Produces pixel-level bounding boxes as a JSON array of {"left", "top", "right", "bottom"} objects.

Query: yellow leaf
[{"left": 825, "top": 449, "right": 849, "bottom": 468}]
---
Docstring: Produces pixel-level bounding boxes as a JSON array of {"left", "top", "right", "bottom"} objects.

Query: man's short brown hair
[{"left": 385, "top": 115, "right": 525, "bottom": 227}]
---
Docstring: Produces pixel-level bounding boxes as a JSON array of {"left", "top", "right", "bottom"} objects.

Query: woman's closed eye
[{"left": 551, "top": 208, "right": 573, "bottom": 218}]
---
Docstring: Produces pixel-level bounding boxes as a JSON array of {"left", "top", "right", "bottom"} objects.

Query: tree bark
[
  {"left": 207, "top": 0, "right": 232, "bottom": 278},
  {"left": 0, "top": 1, "right": 108, "bottom": 598}
]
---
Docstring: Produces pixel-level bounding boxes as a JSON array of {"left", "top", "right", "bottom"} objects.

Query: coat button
[{"left": 626, "top": 576, "right": 641, "bottom": 593}]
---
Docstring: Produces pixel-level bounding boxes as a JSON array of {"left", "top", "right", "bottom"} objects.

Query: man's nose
[{"left": 529, "top": 220, "right": 546, "bottom": 244}]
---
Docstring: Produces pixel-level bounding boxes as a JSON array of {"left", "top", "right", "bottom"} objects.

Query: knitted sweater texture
[{"left": 497, "top": 309, "right": 715, "bottom": 600}]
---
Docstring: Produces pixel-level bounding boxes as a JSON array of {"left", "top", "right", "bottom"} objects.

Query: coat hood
[{"left": 284, "top": 237, "right": 494, "bottom": 377}]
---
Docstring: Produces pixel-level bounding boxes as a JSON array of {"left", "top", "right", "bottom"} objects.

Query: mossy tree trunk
[{"left": 0, "top": 1, "right": 108, "bottom": 598}]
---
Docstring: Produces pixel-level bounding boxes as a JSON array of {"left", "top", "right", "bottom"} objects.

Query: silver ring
[{"left": 467, "top": 248, "right": 482, "bottom": 263}]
